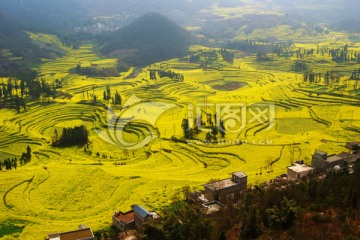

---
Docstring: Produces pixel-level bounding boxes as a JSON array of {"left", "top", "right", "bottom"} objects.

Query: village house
[
  {"left": 311, "top": 150, "right": 345, "bottom": 172},
  {"left": 287, "top": 161, "right": 313, "bottom": 180},
  {"left": 113, "top": 205, "right": 160, "bottom": 232},
  {"left": 132, "top": 204, "right": 160, "bottom": 230},
  {"left": 48, "top": 225, "right": 94, "bottom": 240},
  {"left": 203, "top": 171, "right": 247, "bottom": 203},
  {"left": 312, "top": 142, "right": 360, "bottom": 173},
  {"left": 112, "top": 210, "right": 135, "bottom": 232},
  {"left": 345, "top": 142, "right": 360, "bottom": 152}
]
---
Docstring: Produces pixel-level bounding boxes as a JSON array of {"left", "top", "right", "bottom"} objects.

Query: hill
[
  {"left": 100, "top": 12, "right": 193, "bottom": 67},
  {"left": 0, "top": 13, "right": 67, "bottom": 78},
  {"left": 0, "top": 13, "right": 41, "bottom": 77}
]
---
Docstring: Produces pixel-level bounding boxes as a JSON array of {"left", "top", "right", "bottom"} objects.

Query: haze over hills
[
  {"left": 0, "top": 0, "right": 86, "bottom": 33},
  {"left": 100, "top": 13, "right": 193, "bottom": 67}
]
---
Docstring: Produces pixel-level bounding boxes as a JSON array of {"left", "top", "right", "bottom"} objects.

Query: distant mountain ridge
[
  {"left": 100, "top": 12, "right": 193, "bottom": 67},
  {"left": 0, "top": 0, "right": 86, "bottom": 33}
]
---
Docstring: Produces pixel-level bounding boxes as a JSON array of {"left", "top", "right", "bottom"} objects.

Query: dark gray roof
[
  {"left": 232, "top": 171, "right": 247, "bottom": 178},
  {"left": 132, "top": 205, "right": 150, "bottom": 218},
  {"left": 326, "top": 155, "right": 344, "bottom": 163},
  {"left": 316, "top": 150, "right": 327, "bottom": 155}
]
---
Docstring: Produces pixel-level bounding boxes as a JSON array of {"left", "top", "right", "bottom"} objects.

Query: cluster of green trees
[
  {"left": 219, "top": 49, "right": 234, "bottom": 63},
  {"left": 141, "top": 202, "right": 214, "bottom": 240},
  {"left": 138, "top": 162, "right": 360, "bottom": 240},
  {"left": 181, "top": 49, "right": 234, "bottom": 69},
  {"left": 329, "top": 45, "right": 360, "bottom": 64},
  {"left": 256, "top": 52, "right": 272, "bottom": 62},
  {"left": 303, "top": 70, "right": 343, "bottom": 84},
  {"left": 225, "top": 40, "right": 293, "bottom": 55},
  {"left": 0, "top": 76, "right": 57, "bottom": 112},
  {"left": 181, "top": 115, "right": 225, "bottom": 142},
  {"left": 0, "top": 158, "right": 18, "bottom": 171},
  {"left": 227, "top": 41, "right": 360, "bottom": 65},
  {"left": 0, "top": 146, "right": 31, "bottom": 171},
  {"left": 52, "top": 126, "right": 88, "bottom": 147},
  {"left": 292, "top": 61, "right": 309, "bottom": 72},
  {"left": 75, "top": 64, "right": 120, "bottom": 77},
  {"left": 150, "top": 70, "right": 184, "bottom": 81},
  {"left": 102, "top": 86, "right": 121, "bottom": 105},
  {"left": 350, "top": 68, "right": 360, "bottom": 80}
]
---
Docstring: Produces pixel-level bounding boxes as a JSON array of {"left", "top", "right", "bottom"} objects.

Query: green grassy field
[{"left": 1, "top": 35, "right": 360, "bottom": 239}]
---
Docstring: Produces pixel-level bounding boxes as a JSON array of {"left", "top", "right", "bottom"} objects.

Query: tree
[
  {"left": 54, "top": 129, "right": 58, "bottom": 142},
  {"left": 265, "top": 197, "right": 298, "bottom": 229},
  {"left": 106, "top": 85, "right": 111, "bottom": 100},
  {"left": 103, "top": 90, "right": 107, "bottom": 101},
  {"left": 218, "top": 231, "right": 227, "bottom": 240},
  {"left": 181, "top": 119, "right": 192, "bottom": 139},
  {"left": 20, "top": 80, "right": 25, "bottom": 97},
  {"left": 3, "top": 85, "right": 8, "bottom": 100},
  {"left": 206, "top": 132, "right": 212, "bottom": 143},
  {"left": 142, "top": 221, "right": 166, "bottom": 240},
  {"left": 26, "top": 145, "right": 32, "bottom": 161},
  {"left": 7, "top": 80, "right": 13, "bottom": 98},
  {"left": 241, "top": 205, "right": 262, "bottom": 239},
  {"left": 211, "top": 127, "right": 219, "bottom": 140},
  {"left": 219, "top": 119, "right": 226, "bottom": 137},
  {"left": 114, "top": 91, "right": 122, "bottom": 105}
]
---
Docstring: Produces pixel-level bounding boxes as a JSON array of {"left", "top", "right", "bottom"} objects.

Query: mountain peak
[{"left": 101, "top": 12, "right": 193, "bottom": 67}]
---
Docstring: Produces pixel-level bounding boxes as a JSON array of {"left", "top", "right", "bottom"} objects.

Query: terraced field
[{"left": 1, "top": 39, "right": 360, "bottom": 239}]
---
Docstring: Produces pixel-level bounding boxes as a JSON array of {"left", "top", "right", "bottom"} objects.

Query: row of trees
[
  {"left": 0, "top": 77, "right": 57, "bottom": 112},
  {"left": 180, "top": 49, "right": 234, "bottom": 70},
  {"left": 75, "top": 64, "right": 120, "bottom": 77},
  {"left": 226, "top": 40, "right": 360, "bottom": 65},
  {"left": 303, "top": 70, "right": 343, "bottom": 84},
  {"left": 102, "top": 86, "right": 122, "bottom": 105},
  {"left": 0, "top": 146, "right": 31, "bottom": 171},
  {"left": 149, "top": 70, "right": 184, "bottom": 81},
  {"left": 303, "top": 69, "right": 360, "bottom": 91},
  {"left": 181, "top": 115, "right": 226, "bottom": 142}
]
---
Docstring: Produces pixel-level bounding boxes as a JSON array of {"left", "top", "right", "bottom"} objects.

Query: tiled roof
[{"left": 114, "top": 211, "right": 135, "bottom": 223}]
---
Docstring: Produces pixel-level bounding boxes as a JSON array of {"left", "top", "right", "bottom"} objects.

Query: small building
[
  {"left": 345, "top": 142, "right": 360, "bottom": 152},
  {"left": 203, "top": 171, "right": 247, "bottom": 203},
  {"left": 112, "top": 210, "right": 135, "bottom": 232},
  {"left": 132, "top": 205, "right": 160, "bottom": 230},
  {"left": 312, "top": 151, "right": 344, "bottom": 173},
  {"left": 339, "top": 152, "right": 360, "bottom": 165},
  {"left": 287, "top": 162, "right": 313, "bottom": 180},
  {"left": 48, "top": 225, "right": 94, "bottom": 240}
]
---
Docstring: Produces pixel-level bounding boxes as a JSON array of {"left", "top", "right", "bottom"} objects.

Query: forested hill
[
  {"left": 100, "top": 12, "right": 193, "bottom": 67},
  {"left": 0, "top": 13, "right": 65, "bottom": 78}
]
